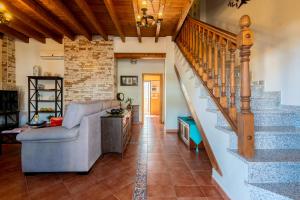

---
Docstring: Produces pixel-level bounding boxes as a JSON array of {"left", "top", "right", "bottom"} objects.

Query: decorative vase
[{"left": 33, "top": 65, "right": 41, "bottom": 76}]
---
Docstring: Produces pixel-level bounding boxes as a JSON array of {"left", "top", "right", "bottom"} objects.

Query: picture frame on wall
[{"left": 120, "top": 76, "right": 138, "bottom": 86}]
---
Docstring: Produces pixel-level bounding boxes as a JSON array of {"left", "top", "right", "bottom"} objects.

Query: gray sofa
[{"left": 17, "top": 100, "right": 119, "bottom": 173}]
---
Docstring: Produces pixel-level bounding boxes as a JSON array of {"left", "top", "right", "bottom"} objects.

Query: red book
[{"left": 50, "top": 117, "right": 63, "bottom": 127}]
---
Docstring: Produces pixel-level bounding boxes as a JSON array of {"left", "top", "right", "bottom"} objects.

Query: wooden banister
[{"left": 176, "top": 15, "right": 255, "bottom": 158}]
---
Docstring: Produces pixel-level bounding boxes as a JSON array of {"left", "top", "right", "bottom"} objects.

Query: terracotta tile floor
[{"left": 0, "top": 116, "right": 228, "bottom": 200}]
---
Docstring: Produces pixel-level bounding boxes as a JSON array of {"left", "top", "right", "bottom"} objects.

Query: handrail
[
  {"left": 175, "top": 15, "right": 255, "bottom": 158},
  {"left": 188, "top": 17, "right": 237, "bottom": 43}
]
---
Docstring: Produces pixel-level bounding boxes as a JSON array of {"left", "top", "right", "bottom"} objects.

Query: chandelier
[
  {"left": 136, "top": 0, "right": 163, "bottom": 28},
  {"left": 0, "top": 3, "right": 12, "bottom": 24}
]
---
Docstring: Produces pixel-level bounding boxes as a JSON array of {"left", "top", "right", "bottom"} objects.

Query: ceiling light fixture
[
  {"left": 0, "top": 3, "right": 12, "bottom": 24},
  {"left": 136, "top": 0, "right": 163, "bottom": 28}
]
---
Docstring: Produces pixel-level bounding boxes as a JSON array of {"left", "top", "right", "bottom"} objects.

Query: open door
[{"left": 142, "top": 74, "right": 163, "bottom": 123}]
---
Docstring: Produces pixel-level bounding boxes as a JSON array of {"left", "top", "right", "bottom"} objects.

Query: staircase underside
[{"left": 174, "top": 44, "right": 300, "bottom": 200}]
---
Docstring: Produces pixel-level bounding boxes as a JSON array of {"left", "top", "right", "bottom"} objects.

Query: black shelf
[
  {"left": 28, "top": 76, "right": 63, "bottom": 80},
  {"left": 30, "top": 111, "right": 59, "bottom": 113},
  {"left": 30, "top": 89, "right": 61, "bottom": 92},
  {"left": 0, "top": 111, "right": 19, "bottom": 115},
  {"left": 32, "top": 100, "right": 62, "bottom": 103},
  {"left": 28, "top": 76, "right": 63, "bottom": 123}
]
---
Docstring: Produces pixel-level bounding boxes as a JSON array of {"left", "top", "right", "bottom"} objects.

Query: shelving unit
[
  {"left": 28, "top": 76, "right": 63, "bottom": 123},
  {"left": 0, "top": 90, "right": 19, "bottom": 132}
]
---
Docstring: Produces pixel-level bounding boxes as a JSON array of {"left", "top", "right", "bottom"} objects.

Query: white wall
[
  {"left": 114, "top": 37, "right": 190, "bottom": 130},
  {"left": 15, "top": 38, "right": 64, "bottom": 124},
  {"left": 117, "top": 59, "right": 165, "bottom": 122},
  {"left": 201, "top": 0, "right": 300, "bottom": 106}
]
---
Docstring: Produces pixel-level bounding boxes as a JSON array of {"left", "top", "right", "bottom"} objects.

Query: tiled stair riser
[
  {"left": 216, "top": 110, "right": 300, "bottom": 128},
  {"left": 249, "top": 185, "right": 292, "bottom": 200},
  {"left": 229, "top": 132, "right": 300, "bottom": 150},
  {"left": 248, "top": 163, "right": 300, "bottom": 183},
  {"left": 207, "top": 96, "right": 281, "bottom": 111}
]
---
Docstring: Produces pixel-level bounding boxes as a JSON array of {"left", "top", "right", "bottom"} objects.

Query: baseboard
[{"left": 165, "top": 129, "right": 178, "bottom": 133}]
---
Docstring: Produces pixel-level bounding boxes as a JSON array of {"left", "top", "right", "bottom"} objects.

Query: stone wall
[
  {"left": 64, "top": 36, "right": 115, "bottom": 105},
  {"left": 1, "top": 35, "right": 16, "bottom": 90}
]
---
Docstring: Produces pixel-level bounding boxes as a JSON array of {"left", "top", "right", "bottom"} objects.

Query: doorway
[{"left": 142, "top": 74, "right": 163, "bottom": 123}]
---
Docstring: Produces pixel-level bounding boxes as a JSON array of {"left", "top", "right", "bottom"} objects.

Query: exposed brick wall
[
  {"left": 64, "top": 36, "right": 115, "bottom": 105},
  {"left": 1, "top": 35, "right": 16, "bottom": 90}
]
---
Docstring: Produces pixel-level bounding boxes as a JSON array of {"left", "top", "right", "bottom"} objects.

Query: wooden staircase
[
  {"left": 174, "top": 15, "right": 300, "bottom": 200},
  {"left": 175, "top": 15, "right": 255, "bottom": 159}
]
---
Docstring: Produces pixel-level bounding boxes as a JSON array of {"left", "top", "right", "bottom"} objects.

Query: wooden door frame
[{"left": 142, "top": 73, "right": 164, "bottom": 124}]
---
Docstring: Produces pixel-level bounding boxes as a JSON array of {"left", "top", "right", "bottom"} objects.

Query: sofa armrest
[{"left": 16, "top": 126, "right": 79, "bottom": 142}]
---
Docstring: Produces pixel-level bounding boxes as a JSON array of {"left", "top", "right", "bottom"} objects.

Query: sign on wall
[{"left": 228, "top": 0, "right": 250, "bottom": 9}]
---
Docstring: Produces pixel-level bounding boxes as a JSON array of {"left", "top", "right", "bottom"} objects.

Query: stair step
[
  {"left": 207, "top": 95, "right": 281, "bottom": 111},
  {"left": 254, "top": 130, "right": 300, "bottom": 150},
  {"left": 253, "top": 109, "right": 300, "bottom": 127},
  {"left": 226, "top": 126, "right": 300, "bottom": 150},
  {"left": 216, "top": 109, "right": 300, "bottom": 128},
  {"left": 249, "top": 183, "right": 300, "bottom": 200},
  {"left": 229, "top": 149, "right": 300, "bottom": 183}
]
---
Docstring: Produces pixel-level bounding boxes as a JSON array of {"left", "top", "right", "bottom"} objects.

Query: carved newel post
[{"left": 237, "top": 15, "right": 255, "bottom": 158}]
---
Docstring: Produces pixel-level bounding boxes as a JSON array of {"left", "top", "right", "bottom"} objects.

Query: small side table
[
  {"left": 0, "top": 131, "right": 20, "bottom": 155},
  {"left": 0, "top": 127, "right": 30, "bottom": 155}
]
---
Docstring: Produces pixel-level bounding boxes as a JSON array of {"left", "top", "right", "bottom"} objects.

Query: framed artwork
[{"left": 120, "top": 76, "right": 138, "bottom": 86}]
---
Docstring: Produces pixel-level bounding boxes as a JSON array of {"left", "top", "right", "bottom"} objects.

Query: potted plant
[{"left": 125, "top": 97, "right": 133, "bottom": 110}]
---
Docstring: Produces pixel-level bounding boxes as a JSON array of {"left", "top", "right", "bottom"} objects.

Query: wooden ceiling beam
[
  {"left": 0, "top": 25, "right": 29, "bottom": 43},
  {"left": 104, "top": 0, "right": 125, "bottom": 42},
  {"left": 1, "top": 0, "right": 62, "bottom": 44},
  {"left": 20, "top": 0, "right": 75, "bottom": 40},
  {"left": 74, "top": 0, "right": 108, "bottom": 40},
  {"left": 9, "top": 19, "right": 46, "bottom": 43},
  {"left": 115, "top": 53, "right": 166, "bottom": 59},
  {"left": 54, "top": 0, "right": 92, "bottom": 41},
  {"left": 132, "top": 0, "right": 142, "bottom": 43},
  {"left": 172, "top": 0, "right": 195, "bottom": 40}
]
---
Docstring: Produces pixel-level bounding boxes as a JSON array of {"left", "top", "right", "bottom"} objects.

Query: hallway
[
  {"left": 136, "top": 116, "right": 227, "bottom": 199},
  {"left": 0, "top": 116, "right": 227, "bottom": 200}
]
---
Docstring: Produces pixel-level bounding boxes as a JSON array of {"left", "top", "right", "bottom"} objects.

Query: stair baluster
[
  {"left": 213, "top": 33, "right": 220, "bottom": 97},
  {"left": 189, "top": 20, "right": 193, "bottom": 59},
  {"left": 220, "top": 38, "right": 227, "bottom": 108},
  {"left": 198, "top": 26, "right": 203, "bottom": 77},
  {"left": 207, "top": 32, "right": 213, "bottom": 89},
  {"left": 229, "top": 43, "right": 237, "bottom": 122},
  {"left": 195, "top": 24, "right": 199, "bottom": 70},
  {"left": 193, "top": 23, "right": 197, "bottom": 66},
  {"left": 202, "top": 30, "right": 208, "bottom": 82}
]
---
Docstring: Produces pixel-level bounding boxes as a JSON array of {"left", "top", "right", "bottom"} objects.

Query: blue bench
[{"left": 178, "top": 116, "right": 202, "bottom": 152}]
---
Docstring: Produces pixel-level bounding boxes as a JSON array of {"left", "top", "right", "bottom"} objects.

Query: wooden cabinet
[
  {"left": 178, "top": 117, "right": 202, "bottom": 152},
  {"left": 131, "top": 105, "right": 139, "bottom": 124},
  {"left": 178, "top": 118, "right": 190, "bottom": 147},
  {"left": 101, "top": 110, "right": 132, "bottom": 156}
]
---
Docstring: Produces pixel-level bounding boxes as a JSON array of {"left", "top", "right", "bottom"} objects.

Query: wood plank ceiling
[{"left": 0, "top": 0, "right": 193, "bottom": 43}]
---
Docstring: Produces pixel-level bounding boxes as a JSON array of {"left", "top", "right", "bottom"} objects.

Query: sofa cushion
[
  {"left": 62, "top": 102, "right": 102, "bottom": 129},
  {"left": 16, "top": 126, "right": 79, "bottom": 142}
]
